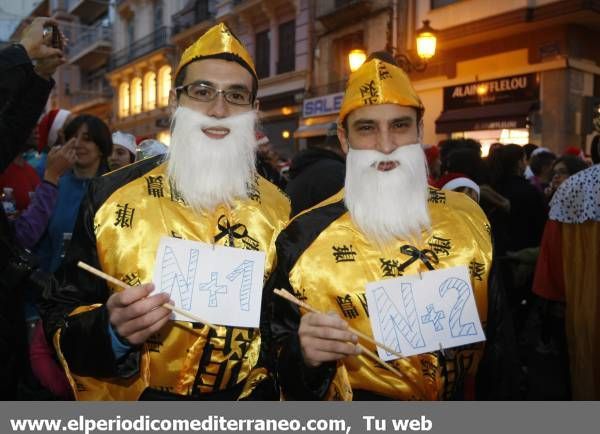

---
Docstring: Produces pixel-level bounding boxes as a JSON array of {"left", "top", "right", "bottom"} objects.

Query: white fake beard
[
  {"left": 344, "top": 144, "right": 431, "bottom": 246},
  {"left": 167, "top": 106, "right": 257, "bottom": 212}
]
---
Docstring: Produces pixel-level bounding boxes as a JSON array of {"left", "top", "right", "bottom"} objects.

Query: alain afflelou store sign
[{"left": 435, "top": 73, "right": 540, "bottom": 134}]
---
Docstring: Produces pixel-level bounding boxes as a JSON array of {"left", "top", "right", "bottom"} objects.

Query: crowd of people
[{"left": 1, "top": 17, "right": 598, "bottom": 401}]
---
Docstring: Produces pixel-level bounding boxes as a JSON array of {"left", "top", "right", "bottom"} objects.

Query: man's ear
[
  {"left": 168, "top": 89, "right": 178, "bottom": 115},
  {"left": 417, "top": 116, "right": 424, "bottom": 143},
  {"left": 337, "top": 125, "right": 349, "bottom": 155},
  {"left": 253, "top": 98, "right": 260, "bottom": 112}
]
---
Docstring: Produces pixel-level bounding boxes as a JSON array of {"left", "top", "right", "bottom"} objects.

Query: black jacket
[
  {"left": 0, "top": 43, "right": 54, "bottom": 399},
  {"left": 285, "top": 148, "right": 345, "bottom": 216},
  {"left": 495, "top": 175, "right": 547, "bottom": 252}
]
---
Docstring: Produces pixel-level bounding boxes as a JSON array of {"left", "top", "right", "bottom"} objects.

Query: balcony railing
[
  {"left": 110, "top": 26, "right": 171, "bottom": 70},
  {"left": 69, "top": 23, "right": 112, "bottom": 60}
]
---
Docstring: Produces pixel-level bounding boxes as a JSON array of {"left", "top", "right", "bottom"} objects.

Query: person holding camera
[{"left": 0, "top": 16, "right": 66, "bottom": 399}]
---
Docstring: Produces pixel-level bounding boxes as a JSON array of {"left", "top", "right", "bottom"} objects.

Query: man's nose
[
  {"left": 205, "top": 93, "right": 229, "bottom": 119},
  {"left": 375, "top": 129, "right": 396, "bottom": 155}
]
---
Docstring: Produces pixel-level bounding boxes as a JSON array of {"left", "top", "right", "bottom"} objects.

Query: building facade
[{"left": 414, "top": 0, "right": 600, "bottom": 155}]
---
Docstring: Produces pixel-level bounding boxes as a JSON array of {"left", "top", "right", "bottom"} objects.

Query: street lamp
[
  {"left": 346, "top": 21, "right": 437, "bottom": 74},
  {"left": 395, "top": 20, "right": 437, "bottom": 73},
  {"left": 348, "top": 48, "right": 367, "bottom": 72}
]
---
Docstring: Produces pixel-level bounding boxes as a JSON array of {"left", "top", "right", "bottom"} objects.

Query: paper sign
[
  {"left": 152, "top": 237, "right": 266, "bottom": 328},
  {"left": 365, "top": 265, "right": 485, "bottom": 360}
]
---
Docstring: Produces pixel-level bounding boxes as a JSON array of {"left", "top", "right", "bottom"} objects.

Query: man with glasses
[{"left": 40, "top": 23, "right": 290, "bottom": 400}]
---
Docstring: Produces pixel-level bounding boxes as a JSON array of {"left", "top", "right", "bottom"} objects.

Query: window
[
  {"left": 119, "top": 82, "right": 130, "bottom": 118},
  {"left": 131, "top": 77, "right": 142, "bottom": 114},
  {"left": 255, "top": 30, "right": 270, "bottom": 79},
  {"left": 153, "top": 0, "right": 163, "bottom": 31},
  {"left": 144, "top": 72, "right": 157, "bottom": 111},
  {"left": 195, "top": 0, "right": 210, "bottom": 22},
  {"left": 277, "top": 20, "right": 295, "bottom": 74},
  {"left": 332, "top": 31, "right": 363, "bottom": 81},
  {"left": 431, "top": 0, "right": 459, "bottom": 8},
  {"left": 158, "top": 65, "right": 172, "bottom": 107}
]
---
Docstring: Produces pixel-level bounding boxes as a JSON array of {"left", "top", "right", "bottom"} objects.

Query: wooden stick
[
  {"left": 274, "top": 288, "right": 404, "bottom": 359},
  {"left": 77, "top": 261, "right": 218, "bottom": 331},
  {"left": 273, "top": 288, "right": 406, "bottom": 381}
]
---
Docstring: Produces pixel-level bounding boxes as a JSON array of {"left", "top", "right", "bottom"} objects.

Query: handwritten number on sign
[{"left": 438, "top": 277, "right": 477, "bottom": 337}]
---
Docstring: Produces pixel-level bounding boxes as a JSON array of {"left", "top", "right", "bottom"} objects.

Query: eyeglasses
[{"left": 175, "top": 83, "right": 252, "bottom": 105}]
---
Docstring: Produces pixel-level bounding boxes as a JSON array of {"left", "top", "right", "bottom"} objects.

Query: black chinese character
[
  {"left": 293, "top": 288, "right": 308, "bottom": 302},
  {"left": 380, "top": 258, "right": 403, "bottom": 277},
  {"left": 246, "top": 175, "right": 261, "bottom": 203},
  {"left": 378, "top": 63, "right": 392, "bottom": 80},
  {"left": 428, "top": 188, "right": 446, "bottom": 204},
  {"left": 114, "top": 203, "right": 135, "bottom": 228},
  {"left": 146, "top": 175, "right": 164, "bottom": 198},
  {"left": 356, "top": 293, "right": 369, "bottom": 317},
  {"left": 336, "top": 294, "right": 359, "bottom": 319},
  {"left": 469, "top": 259, "right": 485, "bottom": 281},
  {"left": 359, "top": 80, "right": 379, "bottom": 105},
  {"left": 122, "top": 272, "right": 141, "bottom": 286},
  {"left": 332, "top": 245, "right": 357, "bottom": 263},
  {"left": 428, "top": 235, "right": 452, "bottom": 256}
]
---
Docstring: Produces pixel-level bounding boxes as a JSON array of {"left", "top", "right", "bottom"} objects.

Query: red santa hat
[
  {"left": 422, "top": 144, "right": 440, "bottom": 167},
  {"left": 563, "top": 146, "right": 584, "bottom": 159},
  {"left": 37, "top": 109, "right": 71, "bottom": 151},
  {"left": 436, "top": 172, "right": 480, "bottom": 200},
  {"left": 256, "top": 131, "right": 269, "bottom": 146}
]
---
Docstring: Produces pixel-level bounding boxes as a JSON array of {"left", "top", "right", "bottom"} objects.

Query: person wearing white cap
[
  {"left": 437, "top": 172, "right": 481, "bottom": 203},
  {"left": 108, "top": 131, "right": 136, "bottom": 171}
]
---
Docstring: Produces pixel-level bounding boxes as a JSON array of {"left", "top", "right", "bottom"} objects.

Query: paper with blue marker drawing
[
  {"left": 152, "top": 237, "right": 266, "bottom": 328},
  {"left": 365, "top": 265, "right": 485, "bottom": 360}
]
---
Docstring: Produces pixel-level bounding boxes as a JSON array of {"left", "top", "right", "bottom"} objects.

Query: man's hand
[
  {"left": 20, "top": 17, "right": 64, "bottom": 60},
  {"left": 106, "top": 283, "right": 172, "bottom": 347},
  {"left": 298, "top": 312, "right": 361, "bottom": 368},
  {"left": 34, "top": 54, "right": 66, "bottom": 80},
  {"left": 43, "top": 142, "right": 76, "bottom": 185}
]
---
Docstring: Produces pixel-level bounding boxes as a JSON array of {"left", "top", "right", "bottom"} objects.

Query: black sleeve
[
  {"left": 267, "top": 255, "right": 336, "bottom": 400},
  {"left": 0, "top": 44, "right": 53, "bottom": 172},
  {"left": 475, "top": 258, "right": 522, "bottom": 399}
]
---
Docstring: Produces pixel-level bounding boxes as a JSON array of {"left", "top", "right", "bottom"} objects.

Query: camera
[{"left": 42, "top": 24, "right": 63, "bottom": 50}]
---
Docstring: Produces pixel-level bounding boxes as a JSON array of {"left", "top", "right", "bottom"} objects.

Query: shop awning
[
  {"left": 294, "top": 122, "right": 332, "bottom": 139},
  {"left": 435, "top": 100, "right": 538, "bottom": 134}
]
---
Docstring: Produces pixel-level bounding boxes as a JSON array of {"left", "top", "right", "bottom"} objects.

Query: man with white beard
[
  {"left": 270, "top": 52, "right": 518, "bottom": 400},
  {"left": 40, "top": 23, "right": 290, "bottom": 400}
]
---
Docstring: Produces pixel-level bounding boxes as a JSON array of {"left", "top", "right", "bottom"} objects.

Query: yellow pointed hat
[
  {"left": 338, "top": 58, "right": 423, "bottom": 123},
  {"left": 175, "top": 22, "right": 257, "bottom": 80}
]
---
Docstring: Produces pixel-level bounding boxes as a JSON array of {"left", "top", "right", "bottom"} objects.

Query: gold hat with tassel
[{"left": 175, "top": 22, "right": 257, "bottom": 80}]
